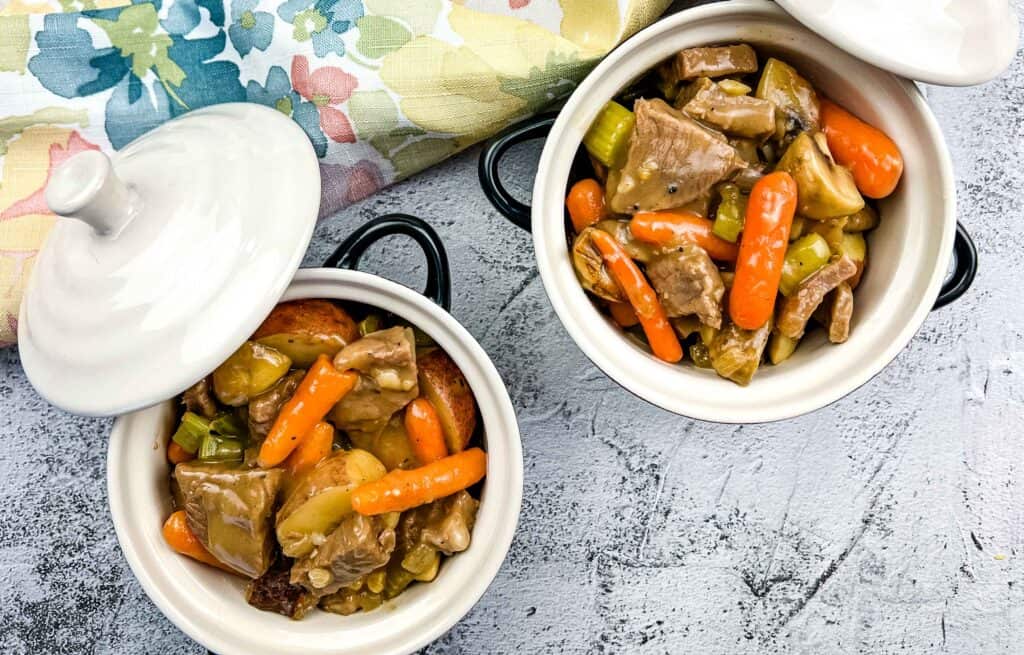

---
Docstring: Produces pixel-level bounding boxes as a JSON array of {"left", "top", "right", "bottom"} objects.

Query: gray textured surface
[{"left": 3, "top": 4, "right": 1024, "bottom": 654}]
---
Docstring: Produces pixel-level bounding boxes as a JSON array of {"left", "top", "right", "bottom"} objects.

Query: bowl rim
[
  {"left": 107, "top": 267, "right": 524, "bottom": 655},
  {"left": 529, "top": 0, "right": 957, "bottom": 423}
]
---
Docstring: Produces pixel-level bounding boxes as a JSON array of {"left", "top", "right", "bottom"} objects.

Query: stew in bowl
[
  {"left": 566, "top": 43, "right": 900, "bottom": 386},
  {"left": 478, "top": 1, "right": 975, "bottom": 421},
  {"left": 162, "top": 298, "right": 486, "bottom": 619}
]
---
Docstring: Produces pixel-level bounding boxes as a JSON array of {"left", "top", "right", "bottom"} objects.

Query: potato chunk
[
  {"left": 211, "top": 341, "right": 291, "bottom": 407},
  {"left": 276, "top": 449, "right": 387, "bottom": 558}
]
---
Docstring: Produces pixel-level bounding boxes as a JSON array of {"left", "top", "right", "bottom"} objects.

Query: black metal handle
[
  {"left": 478, "top": 113, "right": 558, "bottom": 232},
  {"left": 323, "top": 213, "right": 452, "bottom": 312},
  {"left": 933, "top": 222, "right": 978, "bottom": 310}
]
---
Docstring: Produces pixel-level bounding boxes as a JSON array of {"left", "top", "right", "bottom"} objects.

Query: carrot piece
[
  {"left": 257, "top": 355, "right": 358, "bottom": 468},
  {"left": 351, "top": 448, "right": 487, "bottom": 515},
  {"left": 590, "top": 229, "right": 683, "bottom": 363},
  {"left": 162, "top": 510, "right": 236, "bottom": 574},
  {"left": 284, "top": 421, "right": 334, "bottom": 480},
  {"left": 730, "top": 172, "right": 798, "bottom": 330},
  {"left": 629, "top": 210, "right": 738, "bottom": 262},
  {"left": 820, "top": 99, "right": 904, "bottom": 199},
  {"left": 167, "top": 441, "right": 194, "bottom": 465},
  {"left": 566, "top": 178, "right": 608, "bottom": 232},
  {"left": 608, "top": 301, "right": 640, "bottom": 327},
  {"left": 405, "top": 398, "right": 448, "bottom": 466}
]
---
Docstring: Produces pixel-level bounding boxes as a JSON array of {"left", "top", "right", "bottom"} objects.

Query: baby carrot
[
  {"left": 566, "top": 179, "right": 608, "bottom": 232},
  {"left": 820, "top": 99, "right": 903, "bottom": 199},
  {"left": 730, "top": 172, "right": 798, "bottom": 330},
  {"left": 162, "top": 510, "right": 236, "bottom": 573},
  {"left": 629, "top": 210, "right": 739, "bottom": 262},
  {"left": 590, "top": 229, "right": 683, "bottom": 363},
  {"left": 352, "top": 448, "right": 486, "bottom": 515},
  {"left": 284, "top": 421, "right": 334, "bottom": 481},
  {"left": 405, "top": 398, "right": 448, "bottom": 466},
  {"left": 167, "top": 441, "right": 194, "bottom": 465},
  {"left": 258, "top": 355, "right": 358, "bottom": 468}
]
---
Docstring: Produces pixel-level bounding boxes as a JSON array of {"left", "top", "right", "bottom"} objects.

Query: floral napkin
[{"left": 0, "top": 0, "right": 672, "bottom": 346}]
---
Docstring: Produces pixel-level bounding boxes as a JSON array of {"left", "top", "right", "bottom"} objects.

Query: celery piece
[
  {"left": 689, "top": 342, "right": 713, "bottom": 369},
  {"left": 198, "top": 434, "right": 244, "bottom": 463},
  {"left": 383, "top": 561, "right": 416, "bottom": 599},
  {"left": 210, "top": 412, "right": 246, "bottom": 439},
  {"left": 583, "top": 101, "right": 635, "bottom": 169},
  {"left": 712, "top": 183, "right": 746, "bottom": 243},
  {"left": 358, "top": 314, "right": 382, "bottom": 336},
  {"left": 402, "top": 543, "right": 437, "bottom": 575},
  {"left": 171, "top": 411, "right": 210, "bottom": 454},
  {"left": 779, "top": 234, "right": 832, "bottom": 297}
]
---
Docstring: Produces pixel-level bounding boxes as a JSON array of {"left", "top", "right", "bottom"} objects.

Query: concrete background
[{"left": 2, "top": 2, "right": 1023, "bottom": 653}]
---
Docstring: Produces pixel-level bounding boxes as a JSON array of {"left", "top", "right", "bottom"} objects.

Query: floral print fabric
[{"left": 0, "top": 0, "right": 671, "bottom": 345}]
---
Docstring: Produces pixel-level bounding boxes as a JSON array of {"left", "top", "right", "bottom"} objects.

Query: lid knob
[{"left": 45, "top": 150, "right": 137, "bottom": 237}]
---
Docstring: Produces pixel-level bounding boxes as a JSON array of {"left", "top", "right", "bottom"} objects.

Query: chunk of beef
[
  {"left": 777, "top": 256, "right": 858, "bottom": 339},
  {"left": 828, "top": 282, "right": 854, "bottom": 344},
  {"left": 678, "top": 78, "right": 776, "bottom": 140},
  {"left": 708, "top": 318, "right": 773, "bottom": 386},
  {"left": 670, "top": 44, "right": 758, "bottom": 82},
  {"left": 329, "top": 327, "right": 418, "bottom": 438},
  {"left": 246, "top": 560, "right": 317, "bottom": 620},
  {"left": 182, "top": 377, "right": 218, "bottom": 419},
  {"left": 247, "top": 369, "right": 305, "bottom": 441},
  {"left": 608, "top": 99, "right": 746, "bottom": 214},
  {"left": 396, "top": 490, "right": 479, "bottom": 557},
  {"left": 380, "top": 491, "right": 479, "bottom": 599},
  {"left": 290, "top": 513, "right": 395, "bottom": 597},
  {"left": 175, "top": 463, "right": 283, "bottom": 578},
  {"left": 645, "top": 244, "right": 724, "bottom": 328}
]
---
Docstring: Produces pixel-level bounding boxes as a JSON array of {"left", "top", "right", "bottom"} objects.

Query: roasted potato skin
[
  {"left": 252, "top": 300, "right": 359, "bottom": 367},
  {"left": 416, "top": 349, "right": 477, "bottom": 454}
]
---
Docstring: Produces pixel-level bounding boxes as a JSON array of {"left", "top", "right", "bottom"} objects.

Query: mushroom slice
[
  {"left": 572, "top": 227, "right": 626, "bottom": 303},
  {"left": 776, "top": 132, "right": 865, "bottom": 219},
  {"left": 755, "top": 57, "right": 821, "bottom": 145}
]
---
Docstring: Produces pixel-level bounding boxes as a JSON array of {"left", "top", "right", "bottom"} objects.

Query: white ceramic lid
[
  {"left": 775, "top": 0, "right": 1019, "bottom": 86},
  {"left": 19, "top": 103, "right": 321, "bottom": 416}
]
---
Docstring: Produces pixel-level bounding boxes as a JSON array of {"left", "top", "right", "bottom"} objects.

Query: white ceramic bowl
[
  {"left": 482, "top": 0, "right": 974, "bottom": 423},
  {"left": 107, "top": 267, "right": 523, "bottom": 655}
]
